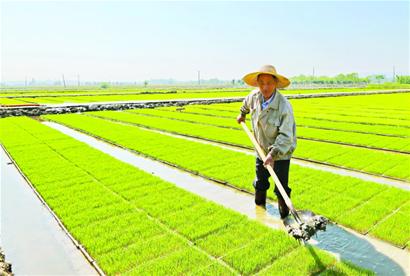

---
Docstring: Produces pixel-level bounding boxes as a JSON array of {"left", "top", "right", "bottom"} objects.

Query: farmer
[{"left": 236, "top": 65, "right": 297, "bottom": 219}]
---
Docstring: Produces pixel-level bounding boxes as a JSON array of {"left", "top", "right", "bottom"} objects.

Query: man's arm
[
  {"left": 237, "top": 93, "right": 252, "bottom": 123},
  {"left": 268, "top": 103, "right": 296, "bottom": 160}
]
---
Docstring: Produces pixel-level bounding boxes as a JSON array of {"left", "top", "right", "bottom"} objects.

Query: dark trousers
[{"left": 253, "top": 157, "right": 291, "bottom": 199}]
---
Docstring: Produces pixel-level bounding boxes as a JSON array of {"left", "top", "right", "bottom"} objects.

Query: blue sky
[{"left": 1, "top": 1, "right": 409, "bottom": 82}]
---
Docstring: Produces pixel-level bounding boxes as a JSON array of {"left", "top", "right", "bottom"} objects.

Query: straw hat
[{"left": 242, "top": 65, "right": 290, "bottom": 88}]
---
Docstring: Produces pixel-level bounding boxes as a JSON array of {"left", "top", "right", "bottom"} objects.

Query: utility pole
[
  {"left": 62, "top": 74, "right": 66, "bottom": 88},
  {"left": 393, "top": 66, "right": 396, "bottom": 82},
  {"left": 197, "top": 70, "right": 201, "bottom": 86},
  {"left": 311, "top": 67, "right": 315, "bottom": 88},
  {"left": 25, "top": 76, "right": 27, "bottom": 88},
  {"left": 77, "top": 74, "right": 80, "bottom": 87}
]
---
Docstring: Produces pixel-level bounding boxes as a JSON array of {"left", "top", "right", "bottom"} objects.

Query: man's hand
[
  {"left": 263, "top": 154, "right": 274, "bottom": 167},
  {"left": 236, "top": 114, "right": 246, "bottom": 124}
]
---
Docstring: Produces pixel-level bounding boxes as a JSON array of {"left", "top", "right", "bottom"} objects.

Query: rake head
[{"left": 284, "top": 210, "right": 328, "bottom": 241}]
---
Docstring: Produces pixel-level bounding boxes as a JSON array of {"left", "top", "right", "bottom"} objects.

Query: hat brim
[{"left": 242, "top": 71, "right": 290, "bottom": 88}]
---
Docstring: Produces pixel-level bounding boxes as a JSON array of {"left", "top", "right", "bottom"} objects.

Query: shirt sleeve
[
  {"left": 240, "top": 93, "right": 252, "bottom": 117},
  {"left": 268, "top": 102, "right": 296, "bottom": 160}
]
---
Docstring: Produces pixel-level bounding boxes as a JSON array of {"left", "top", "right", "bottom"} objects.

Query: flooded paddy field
[{"left": 1, "top": 91, "right": 409, "bottom": 275}]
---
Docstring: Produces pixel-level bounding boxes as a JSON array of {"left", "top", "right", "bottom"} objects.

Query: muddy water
[
  {"left": 44, "top": 121, "right": 409, "bottom": 275},
  {"left": 0, "top": 148, "right": 97, "bottom": 275},
  {"left": 285, "top": 212, "right": 409, "bottom": 275},
  {"left": 310, "top": 225, "right": 409, "bottom": 275}
]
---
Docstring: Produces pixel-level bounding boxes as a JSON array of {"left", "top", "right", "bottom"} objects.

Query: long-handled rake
[{"left": 240, "top": 122, "right": 328, "bottom": 241}]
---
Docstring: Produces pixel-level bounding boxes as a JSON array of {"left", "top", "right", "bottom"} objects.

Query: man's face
[{"left": 257, "top": 74, "right": 276, "bottom": 98}]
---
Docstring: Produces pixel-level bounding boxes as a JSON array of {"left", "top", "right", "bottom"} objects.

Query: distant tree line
[
  {"left": 291, "top": 73, "right": 369, "bottom": 84},
  {"left": 291, "top": 73, "right": 410, "bottom": 85},
  {"left": 91, "top": 73, "right": 410, "bottom": 88},
  {"left": 396, "top": 75, "right": 410, "bottom": 84}
]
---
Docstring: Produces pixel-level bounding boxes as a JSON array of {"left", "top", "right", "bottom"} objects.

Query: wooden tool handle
[{"left": 240, "top": 122, "right": 301, "bottom": 223}]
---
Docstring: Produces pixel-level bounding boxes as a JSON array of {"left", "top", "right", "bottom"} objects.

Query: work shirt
[
  {"left": 262, "top": 92, "right": 275, "bottom": 110},
  {"left": 240, "top": 89, "right": 297, "bottom": 160}
]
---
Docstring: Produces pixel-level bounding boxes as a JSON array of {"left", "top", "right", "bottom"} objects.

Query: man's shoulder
[
  {"left": 276, "top": 91, "right": 290, "bottom": 103},
  {"left": 245, "top": 89, "right": 261, "bottom": 102},
  {"left": 249, "top": 88, "right": 260, "bottom": 97},
  {"left": 276, "top": 91, "right": 293, "bottom": 112},
  {"left": 276, "top": 90, "right": 287, "bottom": 100}
]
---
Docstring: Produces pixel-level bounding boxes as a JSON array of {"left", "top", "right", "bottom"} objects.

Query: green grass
[
  {"left": 1, "top": 85, "right": 404, "bottom": 96},
  {"left": 85, "top": 110, "right": 410, "bottom": 181},
  {"left": 258, "top": 246, "right": 335, "bottom": 275},
  {"left": 129, "top": 107, "right": 241, "bottom": 129},
  {"left": 0, "top": 87, "right": 247, "bottom": 97},
  {"left": 1, "top": 116, "right": 376, "bottom": 275},
  {"left": 293, "top": 106, "right": 410, "bottom": 121},
  {"left": 2, "top": 91, "right": 247, "bottom": 104},
  {"left": 158, "top": 103, "right": 410, "bottom": 137},
  {"left": 0, "top": 97, "right": 32, "bottom": 105},
  {"left": 155, "top": 94, "right": 410, "bottom": 137},
  {"left": 261, "top": 246, "right": 372, "bottom": 275},
  {"left": 2, "top": 86, "right": 409, "bottom": 105},
  {"left": 173, "top": 102, "right": 410, "bottom": 129},
  {"left": 127, "top": 108, "right": 410, "bottom": 152},
  {"left": 41, "top": 113, "right": 410, "bottom": 247},
  {"left": 208, "top": 94, "right": 410, "bottom": 121},
  {"left": 295, "top": 117, "right": 410, "bottom": 137},
  {"left": 365, "top": 201, "right": 410, "bottom": 247},
  {"left": 294, "top": 111, "right": 410, "bottom": 128},
  {"left": 336, "top": 189, "right": 409, "bottom": 234}
]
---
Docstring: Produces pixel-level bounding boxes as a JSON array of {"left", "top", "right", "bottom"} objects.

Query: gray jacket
[{"left": 240, "top": 89, "right": 297, "bottom": 160}]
